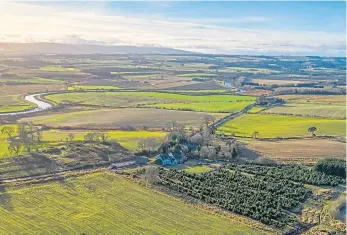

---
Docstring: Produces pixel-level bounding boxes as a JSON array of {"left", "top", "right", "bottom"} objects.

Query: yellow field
[
  {"left": 218, "top": 114, "right": 346, "bottom": 138},
  {"left": 41, "top": 129, "right": 166, "bottom": 151}
]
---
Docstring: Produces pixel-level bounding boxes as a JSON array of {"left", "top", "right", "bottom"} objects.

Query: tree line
[{"left": 314, "top": 158, "right": 346, "bottom": 178}]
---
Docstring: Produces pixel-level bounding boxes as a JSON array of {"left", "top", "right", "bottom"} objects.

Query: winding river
[{"left": 0, "top": 93, "right": 52, "bottom": 116}]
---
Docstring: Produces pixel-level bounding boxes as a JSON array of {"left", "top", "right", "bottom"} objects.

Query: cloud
[{"left": 0, "top": 2, "right": 345, "bottom": 56}]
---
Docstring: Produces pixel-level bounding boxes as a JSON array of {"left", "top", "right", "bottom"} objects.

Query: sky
[{"left": 0, "top": 1, "right": 346, "bottom": 56}]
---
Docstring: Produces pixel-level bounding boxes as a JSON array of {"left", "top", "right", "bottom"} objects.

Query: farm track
[{"left": 0, "top": 161, "right": 115, "bottom": 185}]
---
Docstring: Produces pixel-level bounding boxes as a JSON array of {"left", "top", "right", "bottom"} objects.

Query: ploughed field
[
  {"left": 218, "top": 114, "right": 346, "bottom": 138},
  {"left": 0, "top": 172, "right": 262, "bottom": 235},
  {"left": 239, "top": 139, "right": 346, "bottom": 164},
  {"left": 19, "top": 108, "right": 228, "bottom": 129}
]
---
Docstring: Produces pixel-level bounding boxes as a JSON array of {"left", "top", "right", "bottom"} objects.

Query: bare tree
[
  {"left": 202, "top": 115, "right": 216, "bottom": 127},
  {"left": 137, "top": 138, "right": 147, "bottom": 152},
  {"left": 8, "top": 140, "right": 22, "bottom": 156},
  {"left": 68, "top": 133, "right": 75, "bottom": 142},
  {"left": 24, "top": 122, "right": 35, "bottom": 141},
  {"left": 98, "top": 131, "right": 109, "bottom": 143},
  {"left": 35, "top": 127, "right": 43, "bottom": 142},
  {"left": 143, "top": 166, "right": 159, "bottom": 185},
  {"left": 1, "top": 126, "right": 14, "bottom": 139},
  {"left": 84, "top": 132, "right": 98, "bottom": 142},
  {"left": 146, "top": 137, "right": 160, "bottom": 152},
  {"left": 23, "top": 137, "right": 36, "bottom": 153}
]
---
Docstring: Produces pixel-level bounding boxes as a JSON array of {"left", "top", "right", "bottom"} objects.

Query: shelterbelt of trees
[
  {"left": 156, "top": 167, "right": 308, "bottom": 228},
  {"left": 148, "top": 161, "right": 346, "bottom": 228}
]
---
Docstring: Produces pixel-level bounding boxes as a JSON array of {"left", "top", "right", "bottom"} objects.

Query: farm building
[{"left": 155, "top": 152, "right": 186, "bottom": 166}]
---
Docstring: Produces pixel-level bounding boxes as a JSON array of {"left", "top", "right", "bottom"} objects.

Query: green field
[
  {"left": 0, "top": 124, "right": 18, "bottom": 157},
  {"left": 38, "top": 66, "right": 78, "bottom": 72},
  {"left": 263, "top": 103, "right": 346, "bottom": 119},
  {"left": 247, "top": 106, "right": 265, "bottom": 114},
  {"left": 184, "top": 165, "right": 213, "bottom": 173},
  {"left": 45, "top": 92, "right": 256, "bottom": 107},
  {"left": 218, "top": 114, "right": 346, "bottom": 138},
  {"left": 41, "top": 130, "right": 166, "bottom": 151},
  {"left": 68, "top": 85, "right": 120, "bottom": 90},
  {"left": 0, "top": 103, "right": 36, "bottom": 113},
  {"left": 0, "top": 172, "right": 262, "bottom": 234},
  {"left": 0, "top": 77, "right": 65, "bottom": 85},
  {"left": 146, "top": 101, "right": 253, "bottom": 113}
]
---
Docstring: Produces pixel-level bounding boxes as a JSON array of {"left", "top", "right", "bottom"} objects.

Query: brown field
[
  {"left": 242, "top": 89, "right": 273, "bottom": 96},
  {"left": 167, "top": 80, "right": 226, "bottom": 90},
  {"left": 239, "top": 138, "right": 346, "bottom": 164},
  {"left": 276, "top": 95, "right": 346, "bottom": 105},
  {"left": 0, "top": 84, "right": 66, "bottom": 105},
  {"left": 20, "top": 108, "right": 227, "bottom": 128},
  {"left": 253, "top": 79, "right": 305, "bottom": 85}
]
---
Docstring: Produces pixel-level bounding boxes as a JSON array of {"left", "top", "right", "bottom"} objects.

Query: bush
[{"left": 314, "top": 158, "right": 346, "bottom": 178}]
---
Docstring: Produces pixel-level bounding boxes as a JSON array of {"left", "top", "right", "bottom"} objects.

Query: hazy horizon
[{"left": 0, "top": 1, "right": 346, "bottom": 56}]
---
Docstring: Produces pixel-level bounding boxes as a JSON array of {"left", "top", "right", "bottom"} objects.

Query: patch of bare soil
[{"left": 240, "top": 139, "right": 346, "bottom": 164}]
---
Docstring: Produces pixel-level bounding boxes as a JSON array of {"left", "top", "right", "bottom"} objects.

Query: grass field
[
  {"left": 68, "top": 85, "right": 119, "bottom": 90},
  {"left": 247, "top": 106, "right": 265, "bottom": 114},
  {"left": 262, "top": 103, "right": 346, "bottom": 119},
  {"left": 0, "top": 77, "right": 65, "bottom": 85},
  {"left": 146, "top": 101, "right": 254, "bottom": 113},
  {"left": 41, "top": 129, "right": 166, "bottom": 151},
  {"left": 39, "top": 66, "right": 79, "bottom": 72},
  {"left": 44, "top": 92, "right": 256, "bottom": 107},
  {"left": 0, "top": 172, "right": 263, "bottom": 234},
  {"left": 218, "top": 114, "right": 346, "bottom": 138},
  {"left": 184, "top": 165, "right": 213, "bottom": 173},
  {"left": 0, "top": 103, "right": 36, "bottom": 113},
  {"left": 20, "top": 108, "right": 227, "bottom": 129}
]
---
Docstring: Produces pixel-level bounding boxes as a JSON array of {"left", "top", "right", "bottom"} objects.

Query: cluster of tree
[
  {"left": 137, "top": 137, "right": 162, "bottom": 154},
  {"left": 83, "top": 131, "right": 109, "bottom": 143},
  {"left": 225, "top": 164, "right": 345, "bottom": 186},
  {"left": 314, "top": 158, "right": 346, "bottom": 178},
  {"left": 157, "top": 167, "right": 308, "bottom": 227},
  {"left": 273, "top": 87, "right": 345, "bottom": 96},
  {"left": 1, "top": 122, "right": 43, "bottom": 156},
  {"left": 192, "top": 77, "right": 212, "bottom": 82}
]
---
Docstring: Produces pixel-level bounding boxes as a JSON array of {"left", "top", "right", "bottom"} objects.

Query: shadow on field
[
  {"left": 0, "top": 182, "right": 13, "bottom": 211},
  {"left": 237, "top": 143, "right": 262, "bottom": 160}
]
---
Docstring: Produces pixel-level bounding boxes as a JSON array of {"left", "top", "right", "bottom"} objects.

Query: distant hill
[{"left": 0, "top": 43, "right": 194, "bottom": 55}]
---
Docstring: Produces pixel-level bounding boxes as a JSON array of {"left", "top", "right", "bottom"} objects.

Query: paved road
[{"left": 213, "top": 103, "right": 255, "bottom": 128}]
